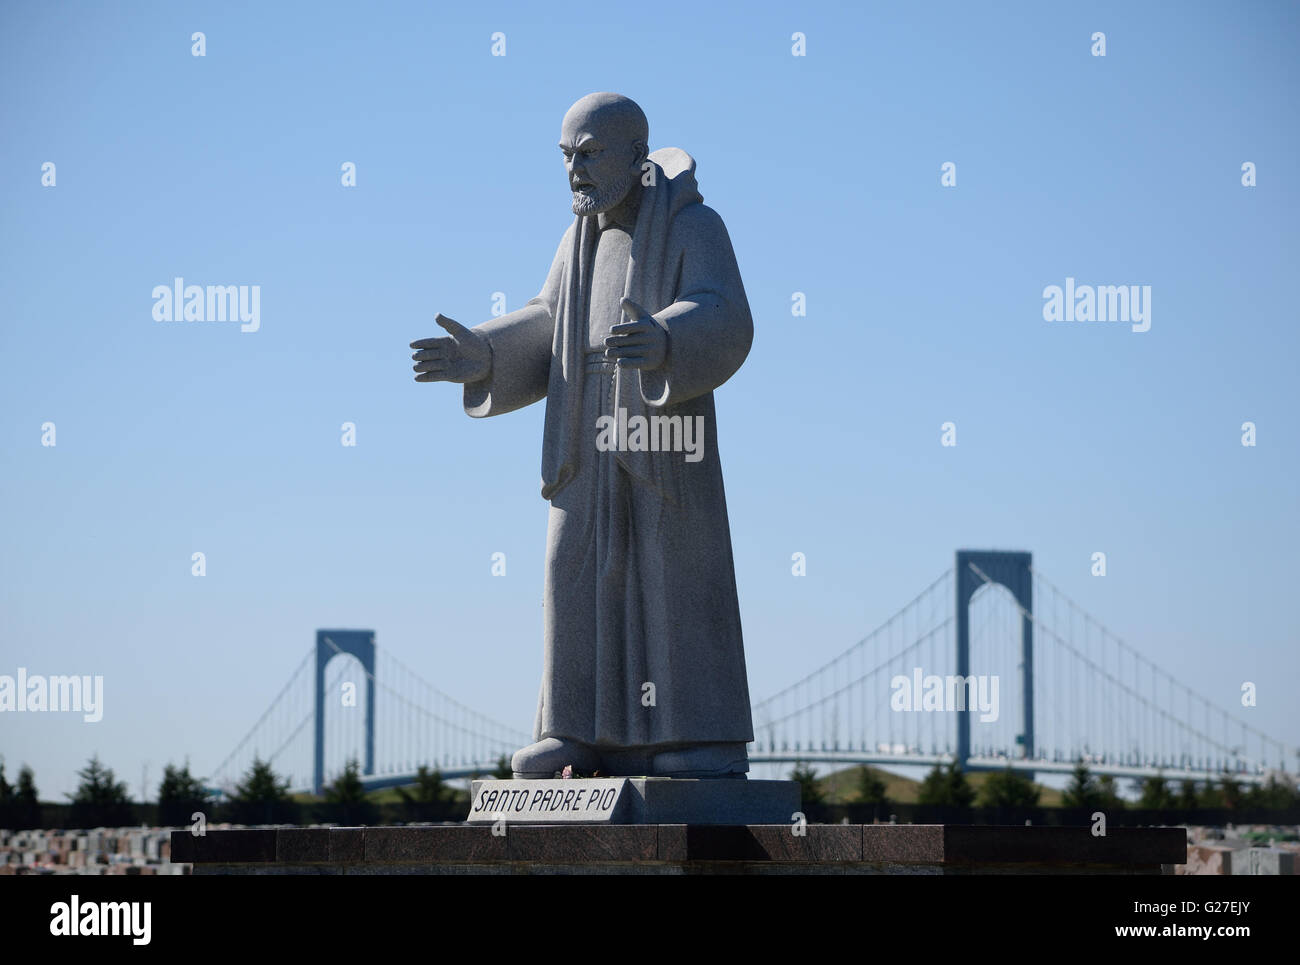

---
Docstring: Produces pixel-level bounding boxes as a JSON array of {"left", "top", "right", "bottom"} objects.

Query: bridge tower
[
  {"left": 955, "top": 551, "right": 1033, "bottom": 771},
  {"left": 314, "top": 629, "right": 376, "bottom": 795}
]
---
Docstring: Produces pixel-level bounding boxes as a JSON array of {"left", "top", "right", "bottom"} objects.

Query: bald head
[
  {"left": 562, "top": 93, "right": 648, "bottom": 149},
  {"left": 559, "top": 92, "right": 649, "bottom": 216}
]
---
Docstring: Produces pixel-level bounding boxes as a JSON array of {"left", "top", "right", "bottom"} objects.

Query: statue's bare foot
[{"left": 511, "top": 737, "right": 600, "bottom": 779}]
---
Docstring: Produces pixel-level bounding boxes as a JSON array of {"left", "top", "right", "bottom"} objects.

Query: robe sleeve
[
  {"left": 463, "top": 224, "right": 571, "bottom": 418},
  {"left": 637, "top": 204, "right": 753, "bottom": 408}
]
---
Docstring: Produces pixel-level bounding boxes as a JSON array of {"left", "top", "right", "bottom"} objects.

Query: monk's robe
[{"left": 462, "top": 148, "right": 754, "bottom": 752}]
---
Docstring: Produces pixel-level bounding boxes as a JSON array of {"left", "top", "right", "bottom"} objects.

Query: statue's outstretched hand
[
  {"left": 604, "top": 297, "right": 667, "bottom": 371},
  {"left": 411, "top": 314, "right": 491, "bottom": 383}
]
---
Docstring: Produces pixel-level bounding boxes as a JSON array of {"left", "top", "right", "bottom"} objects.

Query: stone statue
[{"left": 411, "top": 92, "right": 755, "bottom": 779}]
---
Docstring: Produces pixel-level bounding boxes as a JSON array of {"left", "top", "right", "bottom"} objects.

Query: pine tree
[
  {"left": 68, "top": 755, "right": 134, "bottom": 828},
  {"left": 1063, "top": 761, "right": 1100, "bottom": 808},
  {"left": 789, "top": 762, "right": 824, "bottom": 807},
  {"left": 1244, "top": 776, "right": 1299, "bottom": 810},
  {"left": 493, "top": 755, "right": 512, "bottom": 780},
  {"left": 1096, "top": 774, "right": 1125, "bottom": 810},
  {"left": 323, "top": 758, "right": 377, "bottom": 825},
  {"left": 397, "top": 765, "right": 450, "bottom": 804},
  {"left": 918, "top": 762, "right": 975, "bottom": 807},
  {"left": 230, "top": 756, "right": 296, "bottom": 825},
  {"left": 948, "top": 764, "right": 976, "bottom": 807},
  {"left": 1197, "top": 781, "right": 1224, "bottom": 808},
  {"left": 14, "top": 766, "right": 41, "bottom": 829},
  {"left": 396, "top": 765, "right": 456, "bottom": 820},
  {"left": 1136, "top": 773, "right": 1174, "bottom": 810},
  {"left": 157, "top": 762, "right": 209, "bottom": 827},
  {"left": 857, "top": 767, "right": 889, "bottom": 806},
  {"left": 1219, "top": 776, "right": 1243, "bottom": 809},
  {"left": 917, "top": 764, "right": 946, "bottom": 804},
  {"left": 0, "top": 763, "right": 13, "bottom": 830},
  {"left": 979, "top": 767, "right": 1040, "bottom": 808}
]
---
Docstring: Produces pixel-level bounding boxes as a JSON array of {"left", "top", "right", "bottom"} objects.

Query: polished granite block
[
  {"left": 366, "top": 826, "right": 507, "bottom": 863},
  {"left": 172, "top": 823, "right": 1187, "bottom": 874},
  {"left": 170, "top": 828, "right": 277, "bottom": 864}
]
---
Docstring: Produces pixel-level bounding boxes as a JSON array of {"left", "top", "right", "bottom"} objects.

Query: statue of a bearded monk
[{"left": 411, "top": 92, "right": 755, "bottom": 779}]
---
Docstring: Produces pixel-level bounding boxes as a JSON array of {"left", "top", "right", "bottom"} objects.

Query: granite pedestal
[{"left": 170, "top": 824, "right": 1187, "bottom": 875}]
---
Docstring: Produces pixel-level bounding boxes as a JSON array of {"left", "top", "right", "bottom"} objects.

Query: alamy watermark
[
  {"left": 152, "top": 277, "right": 260, "bottom": 332},
  {"left": 0, "top": 668, "right": 103, "bottom": 722},
  {"left": 595, "top": 408, "right": 705, "bottom": 463},
  {"left": 890, "top": 667, "right": 999, "bottom": 723},
  {"left": 50, "top": 895, "right": 150, "bottom": 945},
  {"left": 1042, "top": 277, "right": 1150, "bottom": 333}
]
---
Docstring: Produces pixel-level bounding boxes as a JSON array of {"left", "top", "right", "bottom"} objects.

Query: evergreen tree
[
  {"left": 323, "top": 758, "right": 377, "bottom": 824},
  {"left": 493, "top": 755, "right": 513, "bottom": 780},
  {"left": 0, "top": 762, "right": 13, "bottom": 829},
  {"left": 789, "top": 762, "right": 824, "bottom": 807},
  {"left": 1063, "top": 761, "right": 1100, "bottom": 808},
  {"left": 230, "top": 756, "right": 297, "bottom": 825},
  {"left": 14, "top": 766, "right": 41, "bottom": 829},
  {"left": 1244, "top": 776, "right": 1299, "bottom": 810},
  {"left": 1136, "top": 773, "right": 1174, "bottom": 810},
  {"left": 917, "top": 764, "right": 947, "bottom": 805},
  {"left": 157, "top": 762, "right": 209, "bottom": 827},
  {"left": 1176, "top": 780, "right": 1200, "bottom": 811},
  {"left": 68, "top": 754, "right": 134, "bottom": 828},
  {"left": 918, "top": 762, "right": 975, "bottom": 808},
  {"left": 947, "top": 764, "right": 976, "bottom": 807},
  {"left": 857, "top": 767, "right": 889, "bottom": 807},
  {"left": 979, "top": 767, "right": 1040, "bottom": 808},
  {"left": 396, "top": 765, "right": 456, "bottom": 820},
  {"left": 1218, "top": 776, "right": 1243, "bottom": 810},
  {"left": 1096, "top": 774, "right": 1125, "bottom": 810},
  {"left": 397, "top": 765, "right": 451, "bottom": 805},
  {"left": 1197, "top": 781, "right": 1224, "bottom": 808}
]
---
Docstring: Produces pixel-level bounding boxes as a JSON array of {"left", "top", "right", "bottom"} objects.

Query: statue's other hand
[
  {"left": 410, "top": 314, "right": 491, "bottom": 383},
  {"left": 605, "top": 297, "right": 667, "bottom": 371}
]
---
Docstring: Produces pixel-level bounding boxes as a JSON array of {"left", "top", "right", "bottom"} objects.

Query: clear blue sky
[{"left": 2, "top": 1, "right": 1296, "bottom": 799}]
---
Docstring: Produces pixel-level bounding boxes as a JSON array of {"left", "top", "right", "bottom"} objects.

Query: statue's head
[{"left": 559, "top": 92, "right": 649, "bottom": 216}]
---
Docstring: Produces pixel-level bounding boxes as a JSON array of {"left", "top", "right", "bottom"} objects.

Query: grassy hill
[{"left": 809, "top": 764, "right": 1063, "bottom": 807}]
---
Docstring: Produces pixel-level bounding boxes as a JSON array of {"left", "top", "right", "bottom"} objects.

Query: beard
[{"left": 571, "top": 169, "right": 637, "bottom": 216}]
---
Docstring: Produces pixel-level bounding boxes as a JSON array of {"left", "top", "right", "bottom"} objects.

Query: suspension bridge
[{"left": 209, "top": 550, "right": 1296, "bottom": 796}]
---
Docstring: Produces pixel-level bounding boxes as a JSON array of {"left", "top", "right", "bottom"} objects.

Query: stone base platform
[{"left": 170, "top": 825, "right": 1187, "bottom": 875}]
